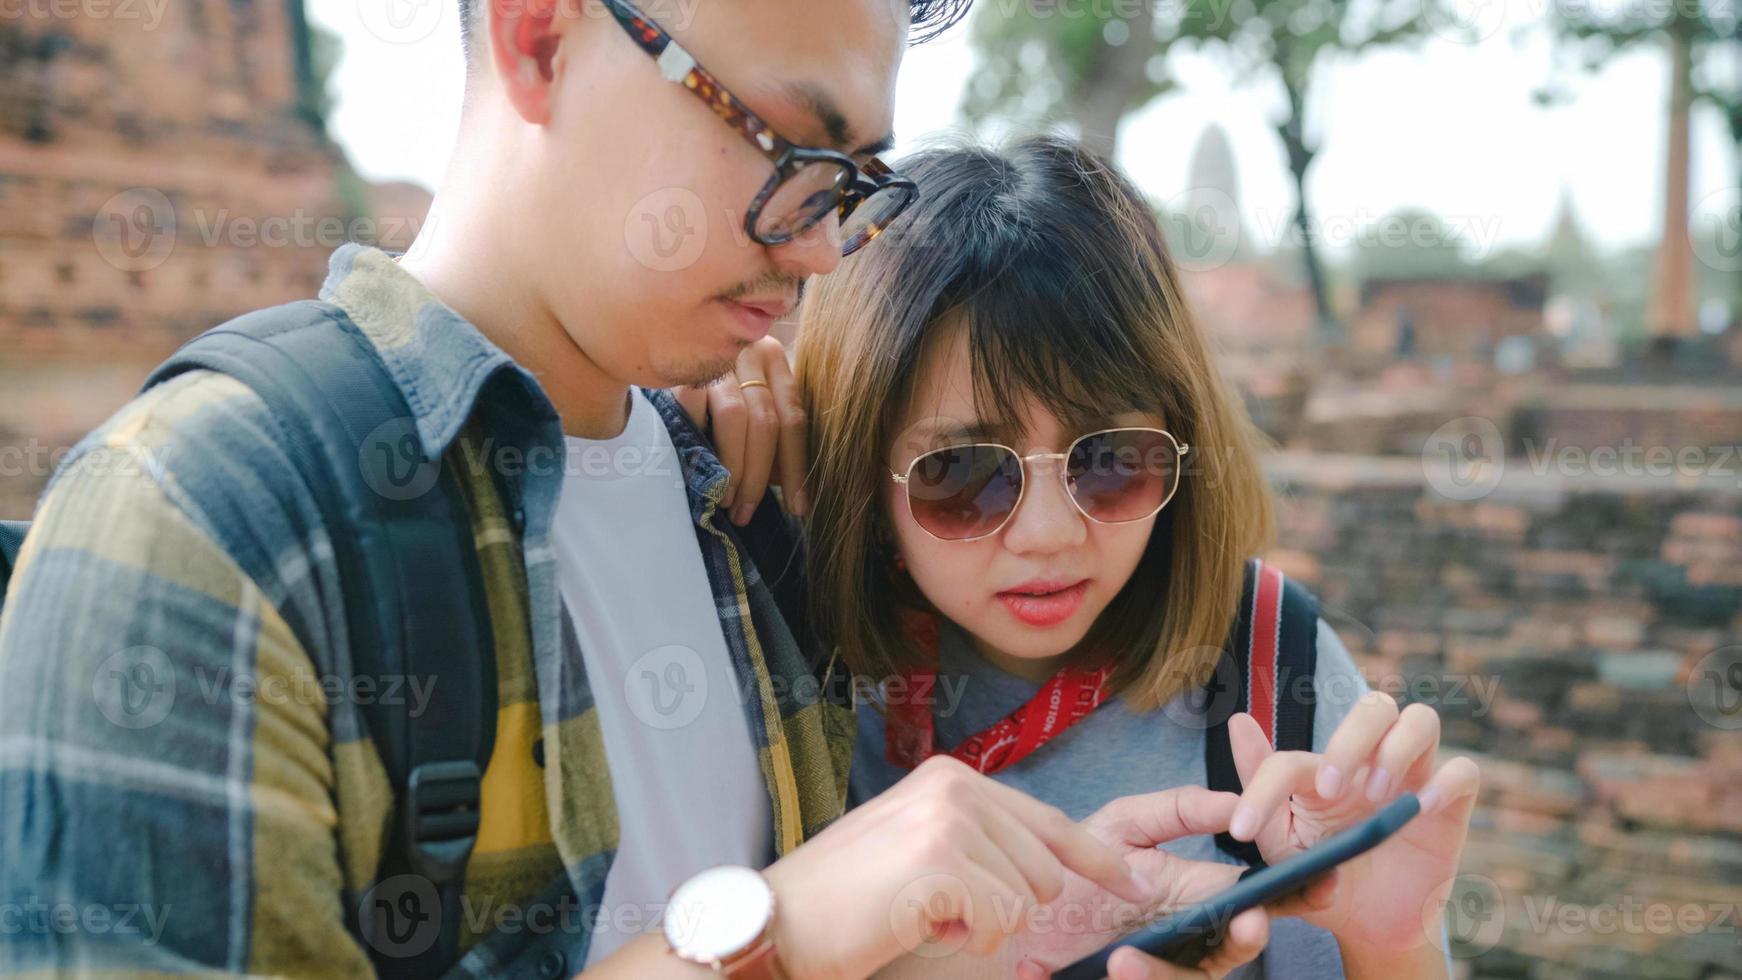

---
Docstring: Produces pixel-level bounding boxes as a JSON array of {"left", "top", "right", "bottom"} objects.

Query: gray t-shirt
[{"left": 850, "top": 618, "right": 1370, "bottom": 980}]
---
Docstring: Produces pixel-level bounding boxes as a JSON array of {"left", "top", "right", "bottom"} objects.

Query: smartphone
[{"left": 1053, "top": 793, "right": 1422, "bottom": 979}]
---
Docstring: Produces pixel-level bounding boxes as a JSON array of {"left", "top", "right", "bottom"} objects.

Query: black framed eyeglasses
[{"left": 600, "top": 0, "right": 917, "bottom": 255}]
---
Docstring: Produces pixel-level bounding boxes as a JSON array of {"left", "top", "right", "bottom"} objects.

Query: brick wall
[
  {"left": 0, "top": 7, "right": 430, "bottom": 521},
  {"left": 1265, "top": 453, "right": 1742, "bottom": 978}
]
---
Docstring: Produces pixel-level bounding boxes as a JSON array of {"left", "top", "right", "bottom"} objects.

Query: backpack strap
[
  {"left": 144, "top": 300, "right": 496, "bottom": 976},
  {"left": 0, "top": 520, "right": 27, "bottom": 595},
  {"left": 1205, "top": 558, "right": 1320, "bottom": 866}
]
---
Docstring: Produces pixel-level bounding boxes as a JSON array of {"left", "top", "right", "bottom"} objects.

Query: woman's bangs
[{"left": 952, "top": 255, "right": 1161, "bottom": 439}]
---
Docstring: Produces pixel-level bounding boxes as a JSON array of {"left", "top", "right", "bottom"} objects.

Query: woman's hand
[
  {"left": 673, "top": 337, "right": 809, "bottom": 526},
  {"left": 869, "top": 785, "right": 1335, "bottom": 980},
  {"left": 1005, "top": 787, "right": 1337, "bottom": 977},
  {"left": 1016, "top": 905, "right": 1277, "bottom": 980},
  {"left": 1225, "top": 697, "right": 1480, "bottom": 965}
]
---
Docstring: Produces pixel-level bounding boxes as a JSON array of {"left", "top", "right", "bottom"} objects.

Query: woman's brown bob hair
[{"left": 796, "top": 135, "right": 1276, "bottom": 712}]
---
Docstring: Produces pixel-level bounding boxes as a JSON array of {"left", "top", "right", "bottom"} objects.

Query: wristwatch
[{"left": 663, "top": 865, "right": 789, "bottom": 978}]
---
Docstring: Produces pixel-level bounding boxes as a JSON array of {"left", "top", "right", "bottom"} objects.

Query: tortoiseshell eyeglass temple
[{"left": 597, "top": 0, "right": 918, "bottom": 255}]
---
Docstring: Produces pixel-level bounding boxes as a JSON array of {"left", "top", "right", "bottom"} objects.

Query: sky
[{"left": 305, "top": 0, "right": 1733, "bottom": 262}]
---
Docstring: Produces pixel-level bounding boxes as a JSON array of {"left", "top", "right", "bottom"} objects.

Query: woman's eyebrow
[{"left": 916, "top": 419, "right": 1004, "bottom": 443}]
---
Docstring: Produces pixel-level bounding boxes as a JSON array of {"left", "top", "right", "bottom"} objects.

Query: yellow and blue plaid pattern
[{"left": 0, "top": 244, "right": 853, "bottom": 975}]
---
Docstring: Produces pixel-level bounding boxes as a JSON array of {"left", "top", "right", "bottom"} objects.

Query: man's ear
[{"left": 485, "top": 0, "right": 565, "bottom": 123}]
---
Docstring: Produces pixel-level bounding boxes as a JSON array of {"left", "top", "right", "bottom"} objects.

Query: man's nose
[{"left": 766, "top": 210, "right": 843, "bottom": 279}]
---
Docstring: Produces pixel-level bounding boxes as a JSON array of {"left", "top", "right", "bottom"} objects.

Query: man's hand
[
  {"left": 1225, "top": 700, "right": 1480, "bottom": 967},
  {"left": 673, "top": 336, "right": 809, "bottom": 526},
  {"left": 760, "top": 755, "right": 1157, "bottom": 980}
]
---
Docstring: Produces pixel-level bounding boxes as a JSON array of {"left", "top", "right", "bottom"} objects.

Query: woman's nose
[{"left": 1000, "top": 457, "right": 1087, "bottom": 554}]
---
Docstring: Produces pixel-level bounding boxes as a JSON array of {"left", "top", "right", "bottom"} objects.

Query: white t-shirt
[{"left": 549, "top": 388, "right": 772, "bottom": 968}]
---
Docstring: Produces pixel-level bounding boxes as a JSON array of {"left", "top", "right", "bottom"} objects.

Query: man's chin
[{"left": 657, "top": 354, "right": 740, "bottom": 390}]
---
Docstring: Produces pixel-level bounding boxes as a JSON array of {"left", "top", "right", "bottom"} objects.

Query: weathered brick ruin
[
  {"left": 1269, "top": 456, "right": 1742, "bottom": 978},
  {"left": 1, "top": 5, "right": 1737, "bottom": 979},
  {"left": 0, "top": 1, "right": 428, "bottom": 516}
]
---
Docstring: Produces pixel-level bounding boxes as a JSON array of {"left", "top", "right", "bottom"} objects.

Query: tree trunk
[
  {"left": 1069, "top": 4, "right": 1157, "bottom": 157},
  {"left": 1646, "top": 25, "right": 1695, "bottom": 345},
  {"left": 1277, "top": 77, "right": 1338, "bottom": 350}
]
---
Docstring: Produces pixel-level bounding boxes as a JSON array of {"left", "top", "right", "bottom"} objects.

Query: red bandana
[{"left": 884, "top": 612, "right": 1114, "bottom": 774}]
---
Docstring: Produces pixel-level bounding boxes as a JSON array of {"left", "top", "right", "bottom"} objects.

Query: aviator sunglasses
[{"left": 890, "top": 427, "right": 1190, "bottom": 542}]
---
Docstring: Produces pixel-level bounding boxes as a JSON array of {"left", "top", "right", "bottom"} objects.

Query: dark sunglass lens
[
  {"left": 906, "top": 445, "right": 1023, "bottom": 540},
  {"left": 754, "top": 161, "right": 850, "bottom": 241},
  {"left": 1066, "top": 429, "right": 1177, "bottom": 523},
  {"left": 841, "top": 183, "right": 916, "bottom": 254}
]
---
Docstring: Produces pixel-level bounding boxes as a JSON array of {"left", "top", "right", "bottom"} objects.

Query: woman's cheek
[{"left": 903, "top": 536, "right": 990, "bottom": 618}]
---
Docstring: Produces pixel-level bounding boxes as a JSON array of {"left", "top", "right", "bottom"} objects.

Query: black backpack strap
[
  {"left": 0, "top": 520, "right": 27, "bottom": 591},
  {"left": 1206, "top": 558, "right": 1320, "bottom": 866},
  {"left": 144, "top": 300, "right": 496, "bottom": 976}
]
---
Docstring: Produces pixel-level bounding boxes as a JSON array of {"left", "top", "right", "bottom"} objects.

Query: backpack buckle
[{"left": 403, "top": 761, "right": 482, "bottom": 885}]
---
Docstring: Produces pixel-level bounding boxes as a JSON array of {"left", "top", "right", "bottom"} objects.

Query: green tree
[
  {"left": 962, "top": 0, "right": 1449, "bottom": 347},
  {"left": 1543, "top": 1, "right": 1741, "bottom": 310}
]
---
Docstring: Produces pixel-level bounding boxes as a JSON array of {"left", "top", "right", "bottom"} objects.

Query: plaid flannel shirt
[{"left": 0, "top": 244, "right": 855, "bottom": 976}]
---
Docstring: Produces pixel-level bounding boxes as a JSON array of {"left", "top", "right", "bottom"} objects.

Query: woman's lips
[{"left": 996, "top": 580, "right": 1089, "bottom": 627}]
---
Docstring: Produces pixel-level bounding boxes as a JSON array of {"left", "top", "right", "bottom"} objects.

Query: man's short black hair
[{"left": 455, "top": 0, "right": 973, "bottom": 62}]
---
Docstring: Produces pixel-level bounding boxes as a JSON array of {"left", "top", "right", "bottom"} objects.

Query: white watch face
[{"left": 664, "top": 865, "right": 774, "bottom": 963}]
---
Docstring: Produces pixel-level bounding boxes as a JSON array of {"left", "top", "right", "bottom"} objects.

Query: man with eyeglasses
[{"left": 0, "top": 1, "right": 1310, "bottom": 977}]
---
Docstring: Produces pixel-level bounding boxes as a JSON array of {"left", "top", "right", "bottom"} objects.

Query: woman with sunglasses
[{"left": 790, "top": 136, "right": 1482, "bottom": 978}]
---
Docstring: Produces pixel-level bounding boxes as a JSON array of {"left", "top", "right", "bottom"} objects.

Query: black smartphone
[{"left": 1053, "top": 793, "right": 1422, "bottom": 979}]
